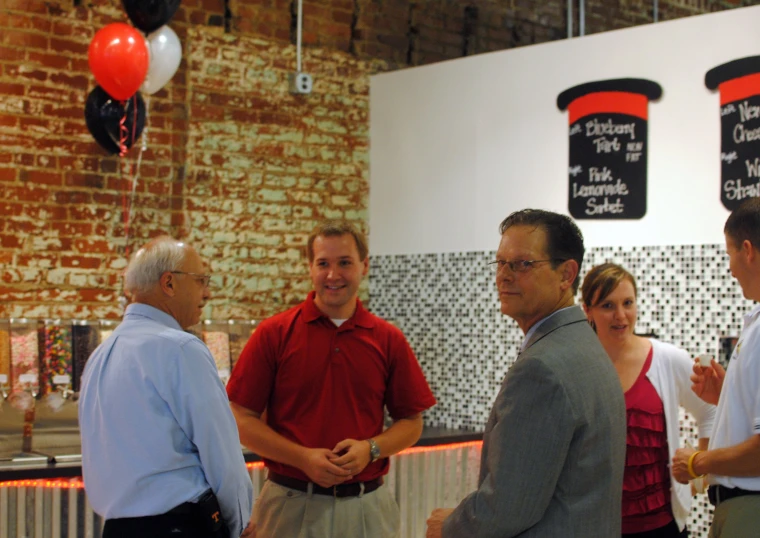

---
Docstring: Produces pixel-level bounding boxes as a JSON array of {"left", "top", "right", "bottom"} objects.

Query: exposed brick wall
[
  {"left": 0, "top": 0, "right": 748, "bottom": 320},
  {"left": 0, "top": 0, "right": 187, "bottom": 318},
  {"left": 183, "top": 28, "right": 377, "bottom": 319}
]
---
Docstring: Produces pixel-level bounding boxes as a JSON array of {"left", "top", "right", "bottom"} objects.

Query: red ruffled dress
[{"left": 621, "top": 347, "right": 674, "bottom": 535}]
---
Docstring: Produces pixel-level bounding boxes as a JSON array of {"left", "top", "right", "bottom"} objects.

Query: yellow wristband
[{"left": 687, "top": 450, "right": 705, "bottom": 479}]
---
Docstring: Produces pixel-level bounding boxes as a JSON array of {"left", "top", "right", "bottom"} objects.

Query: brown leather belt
[{"left": 268, "top": 471, "right": 382, "bottom": 497}]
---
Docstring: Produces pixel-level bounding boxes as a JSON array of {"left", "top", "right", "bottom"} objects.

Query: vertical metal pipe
[
  {"left": 654, "top": 0, "right": 659, "bottom": 22},
  {"left": 0, "top": 487, "right": 8, "bottom": 538},
  {"left": 567, "top": 0, "right": 573, "bottom": 38},
  {"left": 17, "top": 487, "right": 26, "bottom": 538},
  {"left": 51, "top": 489, "right": 61, "bottom": 538},
  {"left": 33, "top": 486, "right": 42, "bottom": 538},
  {"left": 84, "top": 497, "right": 94, "bottom": 538},
  {"left": 296, "top": 0, "right": 303, "bottom": 72},
  {"left": 580, "top": 0, "right": 585, "bottom": 36},
  {"left": 67, "top": 488, "right": 77, "bottom": 538}
]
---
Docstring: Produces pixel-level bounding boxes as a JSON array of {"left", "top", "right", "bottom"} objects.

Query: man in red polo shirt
[{"left": 227, "top": 220, "right": 436, "bottom": 538}]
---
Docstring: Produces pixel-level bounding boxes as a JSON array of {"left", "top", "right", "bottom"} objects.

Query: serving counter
[
  {"left": 0, "top": 428, "right": 483, "bottom": 538},
  {"left": 0, "top": 318, "right": 482, "bottom": 537}
]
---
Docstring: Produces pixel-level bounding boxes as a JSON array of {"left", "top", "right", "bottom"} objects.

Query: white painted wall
[{"left": 369, "top": 6, "right": 760, "bottom": 255}]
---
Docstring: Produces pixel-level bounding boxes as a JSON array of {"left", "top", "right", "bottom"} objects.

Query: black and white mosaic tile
[{"left": 369, "top": 243, "right": 753, "bottom": 538}]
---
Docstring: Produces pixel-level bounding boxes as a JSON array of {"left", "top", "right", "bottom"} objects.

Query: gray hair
[{"left": 124, "top": 236, "right": 187, "bottom": 295}]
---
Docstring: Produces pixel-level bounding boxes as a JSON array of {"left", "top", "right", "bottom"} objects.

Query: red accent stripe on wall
[
  {"left": 719, "top": 73, "right": 760, "bottom": 105},
  {"left": 568, "top": 91, "right": 649, "bottom": 124}
]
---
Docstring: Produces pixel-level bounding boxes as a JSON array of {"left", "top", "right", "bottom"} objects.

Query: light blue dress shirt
[{"left": 79, "top": 303, "right": 252, "bottom": 538}]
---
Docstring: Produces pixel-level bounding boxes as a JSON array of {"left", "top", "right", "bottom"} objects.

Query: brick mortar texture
[{"left": 0, "top": 0, "right": 749, "bottom": 319}]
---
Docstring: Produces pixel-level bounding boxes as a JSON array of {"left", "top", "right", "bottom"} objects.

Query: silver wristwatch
[{"left": 367, "top": 438, "right": 381, "bottom": 462}]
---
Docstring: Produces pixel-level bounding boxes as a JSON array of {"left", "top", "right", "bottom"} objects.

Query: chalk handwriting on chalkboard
[
  {"left": 576, "top": 119, "right": 639, "bottom": 214},
  {"left": 557, "top": 78, "right": 661, "bottom": 219},
  {"left": 572, "top": 180, "right": 629, "bottom": 197},
  {"left": 585, "top": 118, "right": 637, "bottom": 139},
  {"left": 733, "top": 124, "right": 760, "bottom": 144},
  {"left": 706, "top": 56, "right": 760, "bottom": 210},
  {"left": 724, "top": 180, "right": 760, "bottom": 201},
  {"left": 746, "top": 158, "right": 760, "bottom": 177},
  {"left": 721, "top": 151, "right": 738, "bottom": 164},
  {"left": 738, "top": 101, "right": 760, "bottom": 121}
]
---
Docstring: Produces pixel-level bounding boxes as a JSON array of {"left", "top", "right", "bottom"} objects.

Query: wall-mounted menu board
[
  {"left": 557, "top": 78, "right": 662, "bottom": 219},
  {"left": 706, "top": 56, "right": 760, "bottom": 211}
]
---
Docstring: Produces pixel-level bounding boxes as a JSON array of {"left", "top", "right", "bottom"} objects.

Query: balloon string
[
  {"left": 120, "top": 159, "right": 133, "bottom": 254},
  {"left": 130, "top": 94, "right": 138, "bottom": 146},
  {"left": 119, "top": 156, "right": 134, "bottom": 314},
  {"left": 117, "top": 94, "right": 146, "bottom": 312},
  {"left": 118, "top": 101, "right": 128, "bottom": 158},
  {"left": 121, "top": 98, "right": 147, "bottom": 262}
]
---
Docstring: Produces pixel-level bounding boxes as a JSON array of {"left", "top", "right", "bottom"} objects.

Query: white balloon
[{"left": 141, "top": 25, "right": 182, "bottom": 95}]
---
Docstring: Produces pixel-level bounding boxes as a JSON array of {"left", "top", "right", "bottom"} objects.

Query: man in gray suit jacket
[{"left": 427, "top": 209, "right": 626, "bottom": 538}]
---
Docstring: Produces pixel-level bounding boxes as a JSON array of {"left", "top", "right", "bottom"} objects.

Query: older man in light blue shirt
[{"left": 79, "top": 236, "right": 253, "bottom": 538}]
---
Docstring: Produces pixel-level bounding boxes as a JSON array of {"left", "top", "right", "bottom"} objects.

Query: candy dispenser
[
  {"left": 0, "top": 319, "right": 9, "bottom": 400},
  {"left": 40, "top": 319, "right": 74, "bottom": 400},
  {"left": 34, "top": 320, "right": 81, "bottom": 456},
  {"left": 98, "top": 319, "right": 120, "bottom": 345},
  {"left": 202, "top": 320, "right": 231, "bottom": 384},
  {"left": 228, "top": 320, "right": 257, "bottom": 371},
  {"left": 8, "top": 319, "right": 41, "bottom": 454},
  {"left": 9, "top": 319, "right": 40, "bottom": 402},
  {"left": 0, "top": 319, "right": 15, "bottom": 458},
  {"left": 71, "top": 321, "right": 99, "bottom": 393}
]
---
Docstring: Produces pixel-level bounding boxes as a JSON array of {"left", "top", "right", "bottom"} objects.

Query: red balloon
[{"left": 88, "top": 23, "right": 149, "bottom": 101}]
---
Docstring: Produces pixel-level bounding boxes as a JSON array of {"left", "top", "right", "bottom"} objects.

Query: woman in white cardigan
[{"left": 582, "top": 263, "right": 715, "bottom": 538}]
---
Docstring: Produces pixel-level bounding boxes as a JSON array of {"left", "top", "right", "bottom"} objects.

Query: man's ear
[
  {"left": 159, "top": 272, "right": 176, "bottom": 296},
  {"left": 561, "top": 259, "right": 579, "bottom": 291},
  {"left": 743, "top": 239, "right": 757, "bottom": 264},
  {"left": 362, "top": 256, "right": 369, "bottom": 276}
]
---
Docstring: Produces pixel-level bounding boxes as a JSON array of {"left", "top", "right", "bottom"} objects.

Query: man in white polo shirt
[{"left": 672, "top": 198, "right": 760, "bottom": 538}]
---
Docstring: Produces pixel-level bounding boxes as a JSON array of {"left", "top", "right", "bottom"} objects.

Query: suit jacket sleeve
[{"left": 443, "top": 357, "right": 576, "bottom": 538}]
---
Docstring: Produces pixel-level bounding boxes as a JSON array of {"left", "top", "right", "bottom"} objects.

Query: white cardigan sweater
[{"left": 645, "top": 338, "right": 716, "bottom": 531}]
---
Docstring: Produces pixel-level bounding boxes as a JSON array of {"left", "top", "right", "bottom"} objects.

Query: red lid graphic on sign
[
  {"left": 557, "top": 79, "right": 662, "bottom": 122},
  {"left": 706, "top": 56, "right": 760, "bottom": 104}
]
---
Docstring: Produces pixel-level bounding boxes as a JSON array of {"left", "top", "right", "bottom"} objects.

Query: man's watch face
[{"left": 369, "top": 439, "right": 380, "bottom": 461}]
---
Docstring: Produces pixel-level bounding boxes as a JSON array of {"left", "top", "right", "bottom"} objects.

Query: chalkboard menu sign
[
  {"left": 557, "top": 79, "right": 662, "bottom": 220},
  {"left": 705, "top": 56, "right": 760, "bottom": 211}
]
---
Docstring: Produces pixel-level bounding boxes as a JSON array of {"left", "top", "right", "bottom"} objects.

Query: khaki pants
[
  {"left": 708, "top": 495, "right": 760, "bottom": 538},
  {"left": 253, "top": 480, "right": 400, "bottom": 538}
]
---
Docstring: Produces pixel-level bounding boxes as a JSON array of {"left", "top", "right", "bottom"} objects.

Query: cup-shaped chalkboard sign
[
  {"left": 557, "top": 79, "right": 662, "bottom": 220},
  {"left": 705, "top": 56, "right": 760, "bottom": 211}
]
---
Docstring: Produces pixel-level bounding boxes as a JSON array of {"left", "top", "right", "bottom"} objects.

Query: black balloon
[
  {"left": 122, "top": 0, "right": 181, "bottom": 34},
  {"left": 84, "top": 86, "right": 146, "bottom": 155}
]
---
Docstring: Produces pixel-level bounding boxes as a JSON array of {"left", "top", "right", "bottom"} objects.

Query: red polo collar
[{"left": 301, "top": 291, "right": 376, "bottom": 329}]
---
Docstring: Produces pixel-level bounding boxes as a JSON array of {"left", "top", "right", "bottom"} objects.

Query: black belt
[
  {"left": 268, "top": 471, "right": 382, "bottom": 497},
  {"left": 708, "top": 485, "right": 760, "bottom": 507},
  {"left": 166, "top": 501, "right": 195, "bottom": 516}
]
